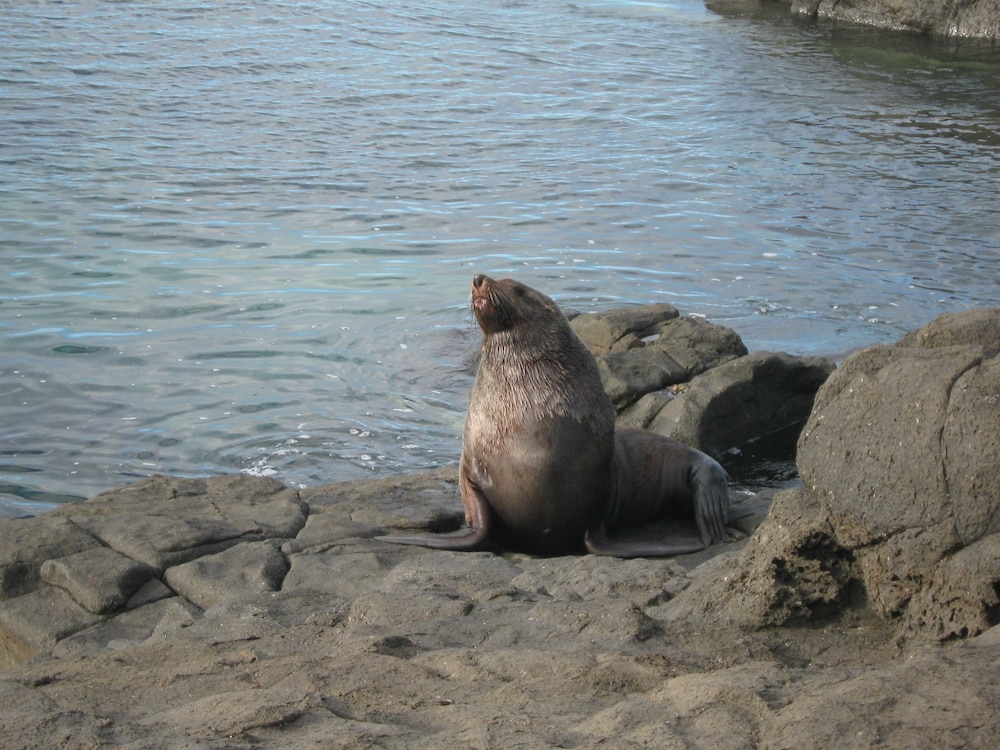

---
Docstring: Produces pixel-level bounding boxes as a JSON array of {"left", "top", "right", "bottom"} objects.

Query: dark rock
[
  {"left": 789, "top": 0, "right": 1000, "bottom": 38},
  {"left": 897, "top": 307, "right": 1000, "bottom": 350},
  {"left": 617, "top": 388, "right": 677, "bottom": 430},
  {"left": 943, "top": 353, "right": 1000, "bottom": 543},
  {"left": 898, "top": 532, "right": 1000, "bottom": 641},
  {"left": 639, "top": 351, "right": 836, "bottom": 457},
  {"left": 800, "top": 337, "right": 999, "bottom": 547},
  {"left": 598, "top": 347, "right": 693, "bottom": 409},
  {"left": 853, "top": 520, "right": 961, "bottom": 619}
]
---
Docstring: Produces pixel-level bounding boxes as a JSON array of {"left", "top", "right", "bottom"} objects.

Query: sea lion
[{"left": 376, "top": 274, "right": 729, "bottom": 557}]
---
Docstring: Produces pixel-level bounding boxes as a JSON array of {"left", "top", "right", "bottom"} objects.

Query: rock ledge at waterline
[
  {"left": 1, "top": 307, "right": 998, "bottom": 749},
  {"left": 780, "top": 0, "right": 1000, "bottom": 38}
]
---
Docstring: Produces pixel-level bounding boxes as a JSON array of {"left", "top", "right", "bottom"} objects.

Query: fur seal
[{"left": 376, "top": 275, "right": 729, "bottom": 557}]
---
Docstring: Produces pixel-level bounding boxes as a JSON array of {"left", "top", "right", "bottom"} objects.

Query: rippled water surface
[{"left": 2, "top": 0, "right": 998, "bottom": 514}]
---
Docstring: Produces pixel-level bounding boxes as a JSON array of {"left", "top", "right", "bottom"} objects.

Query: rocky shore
[
  {"left": 1, "top": 305, "right": 998, "bottom": 749},
  {"left": 711, "top": 0, "right": 1000, "bottom": 39},
  {"left": 789, "top": 0, "right": 1000, "bottom": 38}
]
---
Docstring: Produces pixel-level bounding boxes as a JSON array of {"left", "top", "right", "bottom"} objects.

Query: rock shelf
[{"left": 1, "top": 307, "right": 997, "bottom": 748}]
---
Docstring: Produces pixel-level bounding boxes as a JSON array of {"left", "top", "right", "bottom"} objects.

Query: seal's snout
[{"left": 471, "top": 274, "right": 491, "bottom": 318}]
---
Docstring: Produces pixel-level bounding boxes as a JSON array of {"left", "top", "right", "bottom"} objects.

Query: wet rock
[{"left": 569, "top": 302, "right": 680, "bottom": 354}]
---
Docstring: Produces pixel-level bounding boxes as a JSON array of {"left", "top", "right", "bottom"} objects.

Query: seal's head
[{"left": 471, "top": 274, "right": 562, "bottom": 338}]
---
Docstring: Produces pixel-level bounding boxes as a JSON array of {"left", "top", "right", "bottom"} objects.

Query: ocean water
[{"left": 2, "top": 0, "right": 998, "bottom": 515}]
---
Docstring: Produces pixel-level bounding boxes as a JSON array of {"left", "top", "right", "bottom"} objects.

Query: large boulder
[
  {"left": 674, "top": 308, "right": 1000, "bottom": 642},
  {"left": 798, "top": 307, "right": 1000, "bottom": 639}
]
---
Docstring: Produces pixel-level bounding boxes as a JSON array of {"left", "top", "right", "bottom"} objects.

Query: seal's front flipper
[
  {"left": 584, "top": 520, "right": 703, "bottom": 559},
  {"left": 376, "top": 474, "right": 493, "bottom": 551}
]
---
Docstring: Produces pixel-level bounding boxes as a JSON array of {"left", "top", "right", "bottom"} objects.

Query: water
[{"left": 2, "top": 1, "right": 998, "bottom": 516}]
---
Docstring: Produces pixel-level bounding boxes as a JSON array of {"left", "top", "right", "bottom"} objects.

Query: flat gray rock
[
  {"left": 0, "top": 514, "right": 99, "bottom": 599},
  {"left": 41, "top": 546, "right": 154, "bottom": 614},
  {"left": 164, "top": 540, "right": 290, "bottom": 610},
  {"left": 65, "top": 475, "right": 307, "bottom": 572},
  {"left": 50, "top": 596, "right": 196, "bottom": 660},
  {"left": 0, "top": 585, "right": 103, "bottom": 659}
]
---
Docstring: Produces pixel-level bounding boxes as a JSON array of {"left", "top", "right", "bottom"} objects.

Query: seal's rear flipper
[
  {"left": 584, "top": 521, "right": 703, "bottom": 559},
  {"left": 376, "top": 526, "right": 489, "bottom": 551},
  {"left": 692, "top": 455, "right": 730, "bottom": 546}
]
